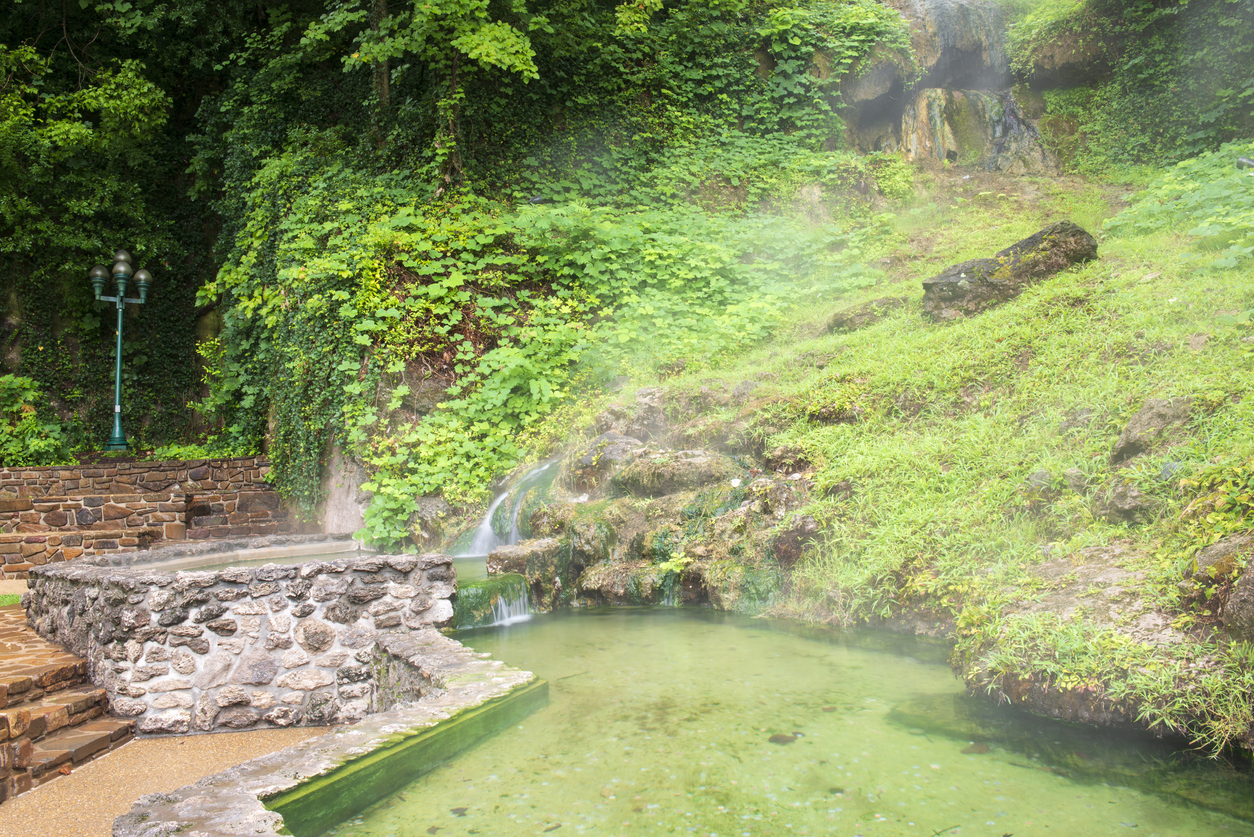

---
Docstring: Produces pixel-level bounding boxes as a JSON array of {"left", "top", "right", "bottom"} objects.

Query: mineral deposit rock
[
  {"left": 564, "top": 432, "right": 642, "bottom": 494},
  {"left": 488, "top": 539, "right": 560, "bottom": 575},
  {"left": 613, "top": 450, "right": 740, "bottom": 498},
  {"left": 921, "top": 221, "right": 1097, "bottom": 320}
]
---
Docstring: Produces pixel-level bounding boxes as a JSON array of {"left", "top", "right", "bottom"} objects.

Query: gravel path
[{"left": 0, "top": 727, "right": 324, "bottom": 837}]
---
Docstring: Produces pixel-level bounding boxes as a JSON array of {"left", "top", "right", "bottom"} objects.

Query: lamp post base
[{"left": 105, "top": 414, "right": 128, "bottom": 451}]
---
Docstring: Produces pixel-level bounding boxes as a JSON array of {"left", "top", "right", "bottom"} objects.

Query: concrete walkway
[{"left": 0, "top": 727, "right": 323, "bottom": 837}]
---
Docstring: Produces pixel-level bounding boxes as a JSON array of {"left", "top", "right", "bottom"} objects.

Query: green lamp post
[{"left": 89, "top": 250, "right": 153, "bottom": 451}]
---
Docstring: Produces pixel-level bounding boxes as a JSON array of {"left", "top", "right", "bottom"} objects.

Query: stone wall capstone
[
  {"left": 0, "top": 457, "right": 273, "bottom": 498},
  {"left": 24, "top": 554, "right": 456, "bottom": 734}
]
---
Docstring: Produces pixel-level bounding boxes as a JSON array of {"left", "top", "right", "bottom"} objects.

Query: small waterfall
[
  {"left": 488, "top": 584, "right": 532, "bottom": 627},
  {"left": 462, "top": 489, "right": 514, "bottom": 556},
  {"left": 454, "top": 460, "right": 557, "bottom": 558},
  {"left": 453, "top": 573, "right": 534, "bottom": 629},
  {"left": 451, "top": 461, "right": 559, "bottom": 628}
]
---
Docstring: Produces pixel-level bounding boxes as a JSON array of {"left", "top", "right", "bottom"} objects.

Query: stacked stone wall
[
  {"left": 0, "top": 494, "right": 188, "bottom": 538},
  {"left": 1, "top": 531, "right": 163, "bottom": 577},
  {"left": 0, "top": 458, "right": 300, "bottom": 580},
  {"left": 0, "top": 457, "right": 273, "bottom": 498},
  {"left": 24, "top": 554, "right": 456, "bottom": 734}
]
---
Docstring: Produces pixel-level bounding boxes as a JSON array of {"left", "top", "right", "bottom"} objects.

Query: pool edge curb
[{"left": 112, "top": 637, "right": 543, "bottom": 837}]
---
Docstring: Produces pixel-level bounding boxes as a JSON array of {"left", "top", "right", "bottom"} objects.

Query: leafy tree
[{"left": 302, "top": 0, "right": 552, "bottom": 188}]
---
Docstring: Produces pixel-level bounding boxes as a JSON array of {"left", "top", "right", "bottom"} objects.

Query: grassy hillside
[{"left": 524, "top": 143, "right": 1254, "bottom": 751}]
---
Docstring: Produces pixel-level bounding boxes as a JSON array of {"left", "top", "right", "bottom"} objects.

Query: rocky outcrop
[
  {"left": 407, "top": 496, "right": 453, "bottom": 550},
  {"left": 844, "top": 0, "right": 1007, "bottom": 109},
  {"left": 961, "top": 545, "right": 1195, "bottom": 728},
  {"left": 1225, "top": 558, "right": 1254, "bottom": 640},
  {"left": 842, "top": 0, "right": 1061, "bottom": 174},
  {"left": 1018, "top": 27, "right": 1112, "bottom": 88},
  {"left": 594, "top": 387, "right": 667, "bottom": 442},
  {"left": 900, "top": 88, "right": 1056, "bottom": 173},
  {"left": 1110, "top": 397, "right": 1194, "bottom": 464},
  {"left": 905, "top": 0, "right": 1009, "bottom": 90},
  {"left": 921, "top": 220, "right": 1097, "bottom": 320},
  {"left": 562, "top": 432, "right": 642, "bottom": 494},
  {"left": 486, "top": 538, "right": 559, "bottom": 575},
  {"left": 612, "top": 449, "right": 741, "bottom": 498}
]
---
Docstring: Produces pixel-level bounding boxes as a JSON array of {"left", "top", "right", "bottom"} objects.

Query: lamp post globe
[{"left": 88, "top": 248, "right": 153, "bottom": 452}]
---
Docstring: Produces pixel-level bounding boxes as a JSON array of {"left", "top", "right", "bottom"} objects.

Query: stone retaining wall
[
  {"left": 0, "top": 457, "right": 272, "bottom": 498},
  {"left": 1, "top": 531, "right": 162, "bottom": 577},
  {"left": 24, "top": 554, "right": 456, "bottom": 734},
  {"left": 112, "top": 636, "right": 542, "bottom": 837},
  {"left": 0, "top": 457, "right": 301, "bottom": 580},
  {"left": 0, "top": 493, "right": 188, "bottom": 538}
]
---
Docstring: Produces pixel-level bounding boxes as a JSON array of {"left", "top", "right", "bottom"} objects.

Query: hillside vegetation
[{"left": 2, "top": 0, "right": 1253, "bottom": 751}]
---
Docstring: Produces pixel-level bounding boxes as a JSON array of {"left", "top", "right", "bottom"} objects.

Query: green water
[{"left": 326, "top": 609, "right": 1254, "bottom": 837}]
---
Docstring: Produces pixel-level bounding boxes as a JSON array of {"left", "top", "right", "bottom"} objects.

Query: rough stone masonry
[{"left": 23, "top": 554, "right": 455, "bottom": 734}]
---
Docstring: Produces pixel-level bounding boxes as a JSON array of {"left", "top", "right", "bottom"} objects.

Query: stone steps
[{"left": 0, "top": 606, "right": 135, "bottom": 803}]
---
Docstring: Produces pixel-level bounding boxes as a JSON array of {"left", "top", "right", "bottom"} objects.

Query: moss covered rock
[{"left": 612, "top": 449, "right": 741, "bottom": 498}]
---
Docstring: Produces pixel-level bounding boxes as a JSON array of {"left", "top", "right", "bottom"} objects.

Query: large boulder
[
  {"left": 921, "top": 220, "right": 1097, "bottom": 320},
  {"left": 1225, "top": 560, "right": 1254, "bottom": 640}
]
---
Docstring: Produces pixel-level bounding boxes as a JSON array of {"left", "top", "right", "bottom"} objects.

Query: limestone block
[
  {"left": 276, "top": 669, "right": 334, "bottom": 691},
  {"left": 151, "top": 693, "right": 194, "bottom": 709},
  {"left": 294, "top": 620, "right": 335, "bottom": 653},
  {"left": 231, "top": 649, "right": 278, "bottom": 686},
  {"left": 215, "top": 686, "right": 251, "bottom": 707},
  {"left": 263, "top": 706, "right": 303, "bottom": 727},
  {"left": 219, "top": 707, "right": 259, "bottom": 729},
  {"left": 281, "top": 647, "right": 311, "bottom": 669},
  {"left": 171, "top": 649, "right": 197, "bottom": 675},
  {"left": 193, "top": 654, "right": 234, "bottom": 690},
  {"left": 139, "top": 710, "right": 191, "bottom": 734},
  {"left": 193, "top": 695, "right": 219, "bottom": 732},
  {"left": 110, "top": 698, "right": 148, "bottom": 717},
  {"left": 316, "top": 652, "right": 349, "bottom": 668}
]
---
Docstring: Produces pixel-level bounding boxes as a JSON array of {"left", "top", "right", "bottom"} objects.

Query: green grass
[
  {"left": 0, "top": 594, "right": 21, "bottom": 607},
  {"left": 540, "top": 163, "right": 1254, "bottom": 750}
]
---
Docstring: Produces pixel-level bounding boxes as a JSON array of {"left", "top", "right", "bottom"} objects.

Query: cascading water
[
  {"left": 451, "top": 460, "right": 558, "bottom": 627},
  {"left": 486, "top": 583, "right": 532, "bottom": 627}
]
